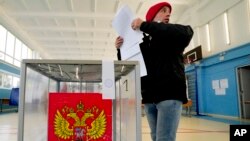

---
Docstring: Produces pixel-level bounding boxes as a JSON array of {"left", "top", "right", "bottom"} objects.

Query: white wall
[
  {"left": 182, "top": 0, "right": 250, "bottom": 58},
  {"left": 228, "top": 0, "right": 250, "bottom": 47}
]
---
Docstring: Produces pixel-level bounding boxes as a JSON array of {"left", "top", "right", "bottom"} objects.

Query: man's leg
[
  {"left": 156, "top": 100, "right": 182, "bottom": 141},
  {"left": 144, "top": 103, "right": 157, "bottom": 141}
]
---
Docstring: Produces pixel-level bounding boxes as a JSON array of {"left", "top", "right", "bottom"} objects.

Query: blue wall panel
[
  {"left": 202, "top": 61, "right": 239, "bottom": 116},
  {"left": 185, "top": 43, "right": 250, "bottom": 118},
  {"left": 0, "top": 62, "right": 20, "bottom": 75},
  {"left": 0, "top": 89, "right": 12, "bottom": 99}
]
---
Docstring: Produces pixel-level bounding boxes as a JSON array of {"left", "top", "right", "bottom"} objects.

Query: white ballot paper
[
  {"left": 112, "top": 5, "right": 147, "bottom": 76},
  {"left": 127, "top": 52, "right": 147, "bottom": 77}
]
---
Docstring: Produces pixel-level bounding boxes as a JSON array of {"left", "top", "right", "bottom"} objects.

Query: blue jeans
[{"left": 144, "top": 100, "right": 182, "bottom": 141}]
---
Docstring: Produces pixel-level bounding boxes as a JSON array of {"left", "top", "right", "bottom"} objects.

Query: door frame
[{"left": 236, "top": 65, "right": 250, "bottom": 119}]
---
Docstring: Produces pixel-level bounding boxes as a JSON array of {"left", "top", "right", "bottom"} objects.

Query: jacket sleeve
[
  {"left": 140, "top": 33, "right": 150, "bottom": 57},
  {"left": 140, "top": 22, "right": 193, "bottom": 48},
  {"left": 117, "top": 49, "right": 121, "bottom": 60}
]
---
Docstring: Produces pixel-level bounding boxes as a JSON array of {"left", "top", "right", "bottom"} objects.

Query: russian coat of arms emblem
[{"left": 48, "top": 93, "right": 112, "bottom": 141}]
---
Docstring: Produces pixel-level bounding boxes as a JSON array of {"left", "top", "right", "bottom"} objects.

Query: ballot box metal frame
[{"left": 18, "top": 59, "right": 141, "bottom": 141}]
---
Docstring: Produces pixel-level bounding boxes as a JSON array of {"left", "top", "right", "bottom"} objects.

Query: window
[
  {"left": 14, "top": 38, "right": 22, "bottom": 60},
  {"left": 6, "top": 31, "right": 15, "bottom": 57},
  {"left": 223, "top": 12, "right": 230, "bottom": 45},
  {"left": 248, "top": 0, "right": 250, "bottom": 30},
  {"left": 196, "top": 27, "right": 201, "bottom": 46},
  {"left": 0, "top": 25, "right": 7, "bottom": 52},
  {"left": 0, "top": 52, "right": 4, "bottom": 60},
  {"left": 0, "top": 71, "right": 20, "bottom": 89},
  {"left": 27, "top": 47, "right": 32, "bottom": 59},
  {"left": 205, "top": 24, "right": 211, "bottom": 52},
  {"left": 22, "top": 44, "right": 28, "bottom": 59},
  {"left": 0, "top": 73, "right": 2, "bottom": 87},
  {"left": 14, "top": 60, "right": 21, "bottom": 67},
  {"left": 5, "top": 55, "right": 13, "bottom": 64},
  {"left": 0, "top": 24, "right": 35, "bottom": 67},
  {"left": 3, "top": 74, "right": 12, "bottom": 88},
  {"left": 13, "top": 76, "right": 20, "bottom": 88}
]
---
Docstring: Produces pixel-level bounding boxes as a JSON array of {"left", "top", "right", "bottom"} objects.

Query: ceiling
[{"left": 0, "top": 0, "right": 202, "bottom": 60}]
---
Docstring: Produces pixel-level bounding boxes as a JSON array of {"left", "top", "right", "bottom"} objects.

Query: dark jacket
[{"left": 117, "top": 22, "right": 193, "bottom": 104}]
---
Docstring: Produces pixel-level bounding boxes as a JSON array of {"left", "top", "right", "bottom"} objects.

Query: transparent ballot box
[{"left": 18, "top": 60, "right": 141, "bottom": 141}]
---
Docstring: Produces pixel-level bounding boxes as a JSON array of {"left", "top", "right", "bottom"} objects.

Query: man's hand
[
  {"left": 131, "top": 18, "right": 143, "bottom": 30},
  {"left": 115, "top": 36, "right": 124, "bottom": 49}
]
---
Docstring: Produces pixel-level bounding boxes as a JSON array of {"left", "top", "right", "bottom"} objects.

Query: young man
[{"left": 115, "top": 2, "right": 193, "bottom": 141}]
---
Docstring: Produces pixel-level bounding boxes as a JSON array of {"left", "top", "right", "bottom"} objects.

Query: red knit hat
[{"left": 146, "top": 2, "right": 172, "bottom": 22}]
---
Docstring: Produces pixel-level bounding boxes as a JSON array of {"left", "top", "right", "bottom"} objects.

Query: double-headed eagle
[{"left": 53, "top": 108, "right": 107, "bottom": 140}]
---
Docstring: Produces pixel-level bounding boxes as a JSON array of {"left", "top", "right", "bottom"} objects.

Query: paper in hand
[{"left": 112, "top": 5, "right": 147, "bottom": 76}]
